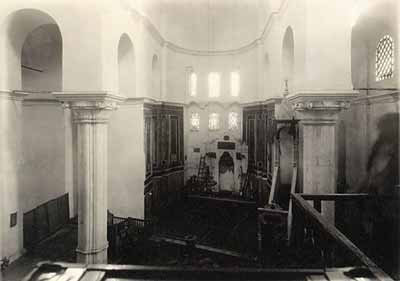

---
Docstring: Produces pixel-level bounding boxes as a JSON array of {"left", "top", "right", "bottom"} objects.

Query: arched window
[
  {"left": 190, "top": 72, "right": 197, "bottom": 97},
  {"left": 208, "top": 72, "right": 220, "bottom": 98},
  {"left": 376, "top": 35, "right": 394, "bottom": 81},
  {"left": 209, "top": 113, "right": 220, "bottom": 130},
  {"left": 230, "top": 71, "right": 240, "bottom": 97},
  {"left": 228, "top": 112, "right": 239, "bottom": 130},
  {"left": 190, "top": 112, "right": 200, "bottom": 131}
]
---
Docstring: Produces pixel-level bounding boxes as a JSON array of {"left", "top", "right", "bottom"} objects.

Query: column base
[{"left": 76, "top": 245, "right": 108, "bottom": 264}]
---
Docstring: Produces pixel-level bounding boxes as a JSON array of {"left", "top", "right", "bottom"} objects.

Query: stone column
[
  {"left": 54, "top": 92, "right": 125, "bottom": 264},
  {"left": 288, "top": 92, "right": 356, "bottom": 221}
]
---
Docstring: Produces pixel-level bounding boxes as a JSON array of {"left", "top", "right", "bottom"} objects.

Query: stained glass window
[
  {"left": 208, "top": 72, "right": 220, "bottom": 97},
  {"left": 209, "top": 113, "right": 219, "bottom": 130},
  {"left": 228, "top": 112, "right": 239, "bottom": 130},
  {"left": 190, "top": 112, "right": 200, "bottom": 131},
  {"left": 190, "top": 72, "right": 197, "bottom": 96}
]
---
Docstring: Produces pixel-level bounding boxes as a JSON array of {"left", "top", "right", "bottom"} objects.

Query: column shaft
[{"left": 76, "top": 121, "right": 108, "bottom": 264}]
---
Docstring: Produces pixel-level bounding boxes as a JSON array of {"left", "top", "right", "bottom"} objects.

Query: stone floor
[{"left": 2, "top": 225, "right": 77, "bottom": 281}]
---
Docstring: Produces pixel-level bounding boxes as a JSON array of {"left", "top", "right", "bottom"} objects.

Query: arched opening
[
  {"left": 282, "top": 26, "right": 294, "bottom": 95},
  {"left": 351, "top": 1, "right": 397, "bottom": 91},
  {"left": 2, "top": 9, "right": 63, "bottom": 91},
  {"left": 118, "top": 34, "right": 135, "bottom": 97},
  {"left": 151, "top": 54, "right": 161, "bottom": 99},
  {"left": 0, "top": 8, "right": 69, "bottom": 262},
  {"left": 347, "top": 2, "right": 399, "bottom": 276},
  {"left": 21, "top": 24, "right": 62, "bottom": 91},
  {"left": 219, "top": 152, "right": 234, "bottom": 192}
]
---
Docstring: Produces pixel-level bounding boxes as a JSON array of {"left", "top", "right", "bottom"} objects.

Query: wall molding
[
  {"left": 351, "top": 91, "right": 400, "bottom": 105},
  {"left": 0, "top": 90, "right": 27, "bottom": 101}
]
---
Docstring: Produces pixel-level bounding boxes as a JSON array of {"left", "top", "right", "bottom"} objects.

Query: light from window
[
  {"left": 228, "top": 112, "right": 239, "bottom": 130},
  {"left": 230, "top": 72, "right": 240, "bottom": 97},
  {"left": 190, "top": 72, "right": 197, "bottom": 96},
  {"left": 376, "top": 35, "right": 394, "bottom": 81},
  {"left": 208, "top": 72, "right": 220, "bottom": 97},
  {"left": 209, "top": 113, "right": 219, "bottom": 130},
  {"left": 190, "top": 112, "right": 200, "bottom": 131}
]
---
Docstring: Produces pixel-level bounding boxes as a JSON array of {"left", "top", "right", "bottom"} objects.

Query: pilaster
[{"left": 54, "top": 92, "right": 125, "bottom": 264}]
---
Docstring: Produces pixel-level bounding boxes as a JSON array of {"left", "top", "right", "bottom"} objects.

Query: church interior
[{"left": 0, "top": 0, "right": 399, "bottom": 280}]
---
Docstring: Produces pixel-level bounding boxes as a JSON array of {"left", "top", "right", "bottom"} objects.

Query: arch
[
  {"left": 118, "top": 33, "right": 135, "bottom": 97},
  {"left": 151, "top": 54, "right": 161, "bottom": 99},
  {"left": 351, "top": 1, "right": 397, "bottom": 89},
  {"left": 282, "top": 26, "right": 294, "bottom": 95},
  {"left": 0, "top": 9, "right": 63, "bottom": 90}
]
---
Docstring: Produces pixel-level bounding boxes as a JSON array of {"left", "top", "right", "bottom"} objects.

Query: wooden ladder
[{"left": 197, "top": 155, "right": 208, "bottom": 186}]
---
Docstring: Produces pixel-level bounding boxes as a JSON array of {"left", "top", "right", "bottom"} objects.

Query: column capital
[
  {"left": 287, "top": 90, "right": 358, "bottom": 120},
  {"left": 53, "top": 92, "right": 126, "bottom": 123}
]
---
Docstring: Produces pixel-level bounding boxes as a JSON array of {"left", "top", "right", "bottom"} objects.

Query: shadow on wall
[
  {"left": 348, "top": 113, "right": 399, "bottom": 278},
  {"left": 358, "top": 113, "right": 399, "bottom": 195}
]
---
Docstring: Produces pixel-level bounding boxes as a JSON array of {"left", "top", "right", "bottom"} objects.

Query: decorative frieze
[{"left": 287, "top": 91, "right": 357, "bottom": 113}]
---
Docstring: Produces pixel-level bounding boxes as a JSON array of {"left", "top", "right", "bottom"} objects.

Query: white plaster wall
[
  {"left": 166, "top": 49, "right": 259, "bottom": 103},
  {"left": 184, "top": 103, "right": 242, "bottom": 181},
  {"left": 108, "top": 103, "right": 145, "bottom": 219},
  {"left": 21, "top": 24, "right": 62, "bottom": 92},
  {"left": 0, "top": 0, "right": 106, "bottom": 92},
  {"left": 20, "top": 102, "right": 66, "bottom": 213},
  {"left": 0, "top": 97, "right": 24, "bottom": 262},
  {"left": 161, "top": 0, "right": 260, "bottom": 51},
  {"left": 340, "top": 0, "right": 399, "bottom": 190}
]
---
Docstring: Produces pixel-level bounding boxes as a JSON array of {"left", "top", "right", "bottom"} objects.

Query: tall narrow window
[
  {"left": 209, "top": 113, "right": 220, "bottom": 130},
  {"left": 228, "top": 112, "right": 239, "bottom": 130},
  {"left": 230, "top": 72, "right": 240, "bottom": 97},
  {"left": 190, "top": 72, "right": 197, "bottom": 96},
  {"left": 208, "top": 72, "right": 220, "bottom": 97},
  {"left": 190, "top": 112, "right": 200, "bottom": 131},
  {"left": 376, "top": 35, "right": 394, "bottom": 81}
]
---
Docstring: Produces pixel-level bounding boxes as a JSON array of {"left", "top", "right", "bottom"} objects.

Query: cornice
[
  {"left": 351, "top": 91, "right": 399, "bottom": 105},
  {"left": 125, "top": 97, "right": 185, "bottom": 108},
  {"left": 287, "top": 90, "right": 358, "bottom": 113},
  {"left": 53, "top": 92, "right": 127, "bottom": 123},
  {"left": 0, "top": 90, "right": 28, "bottom": 101}
]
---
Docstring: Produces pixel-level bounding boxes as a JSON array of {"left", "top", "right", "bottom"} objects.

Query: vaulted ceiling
[{"left": 135, "top": 0, "right": 281, "bottom": 51}]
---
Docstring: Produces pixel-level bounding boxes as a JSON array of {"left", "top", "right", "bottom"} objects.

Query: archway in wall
[
  {"left": 118, "top": 33, "right": 135, "bottom": 97},
  {"left": 2, "top": 9, "right": 70, "bottom": 253},
  {"left": 2, "top": 9, "right": 63, "bottom": 90},
  {"left": 219, "top": 152, "right": 235, "bottom": 192},
  {"left": 282, "top": 26, "right": 294, "bottom": 95},
  {"left": 349, "top": 2, "right": 399, "bottom": 277},
  {"left": 21, "top": 23, "right": 62, "bottom": 91},
  {"left": 152, "top": 54, "right": 161, "bottom": 99}
]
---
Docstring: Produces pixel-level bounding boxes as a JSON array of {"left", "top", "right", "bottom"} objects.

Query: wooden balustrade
[
  {"left": 107, "top": 214, "right": 153, "bottom": 261},
  {"left": 290, "top": 193, "right": 393, "bottom": 280}
]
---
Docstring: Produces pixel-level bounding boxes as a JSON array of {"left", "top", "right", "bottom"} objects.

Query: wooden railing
[
  {"left": 107, "top": 215, "right": 153, "bottom": 261},
  {"left": 290, "top": 193, "right": 393, "bottom": 280}
]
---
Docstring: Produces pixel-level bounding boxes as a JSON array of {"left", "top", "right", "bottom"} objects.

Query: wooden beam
[{"left": 291, "top": 193, "right": 393, "bottom": 281}]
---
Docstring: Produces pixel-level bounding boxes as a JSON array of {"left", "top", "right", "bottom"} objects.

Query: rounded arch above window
[{"left": 282, "top": 26, "right": 295, "bottom": 95}]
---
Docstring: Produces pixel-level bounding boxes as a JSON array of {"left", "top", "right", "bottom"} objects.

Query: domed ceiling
[{"left": 136, "top": 0, "right": 278, "bottom": 51}]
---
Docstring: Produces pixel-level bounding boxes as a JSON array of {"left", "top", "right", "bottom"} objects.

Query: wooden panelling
[
  {"left": 23, "top": 194, "right": 70, "bottom": 249},
  {"left": 144, "top": 104, "right": 184, "bottom": 220}
]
